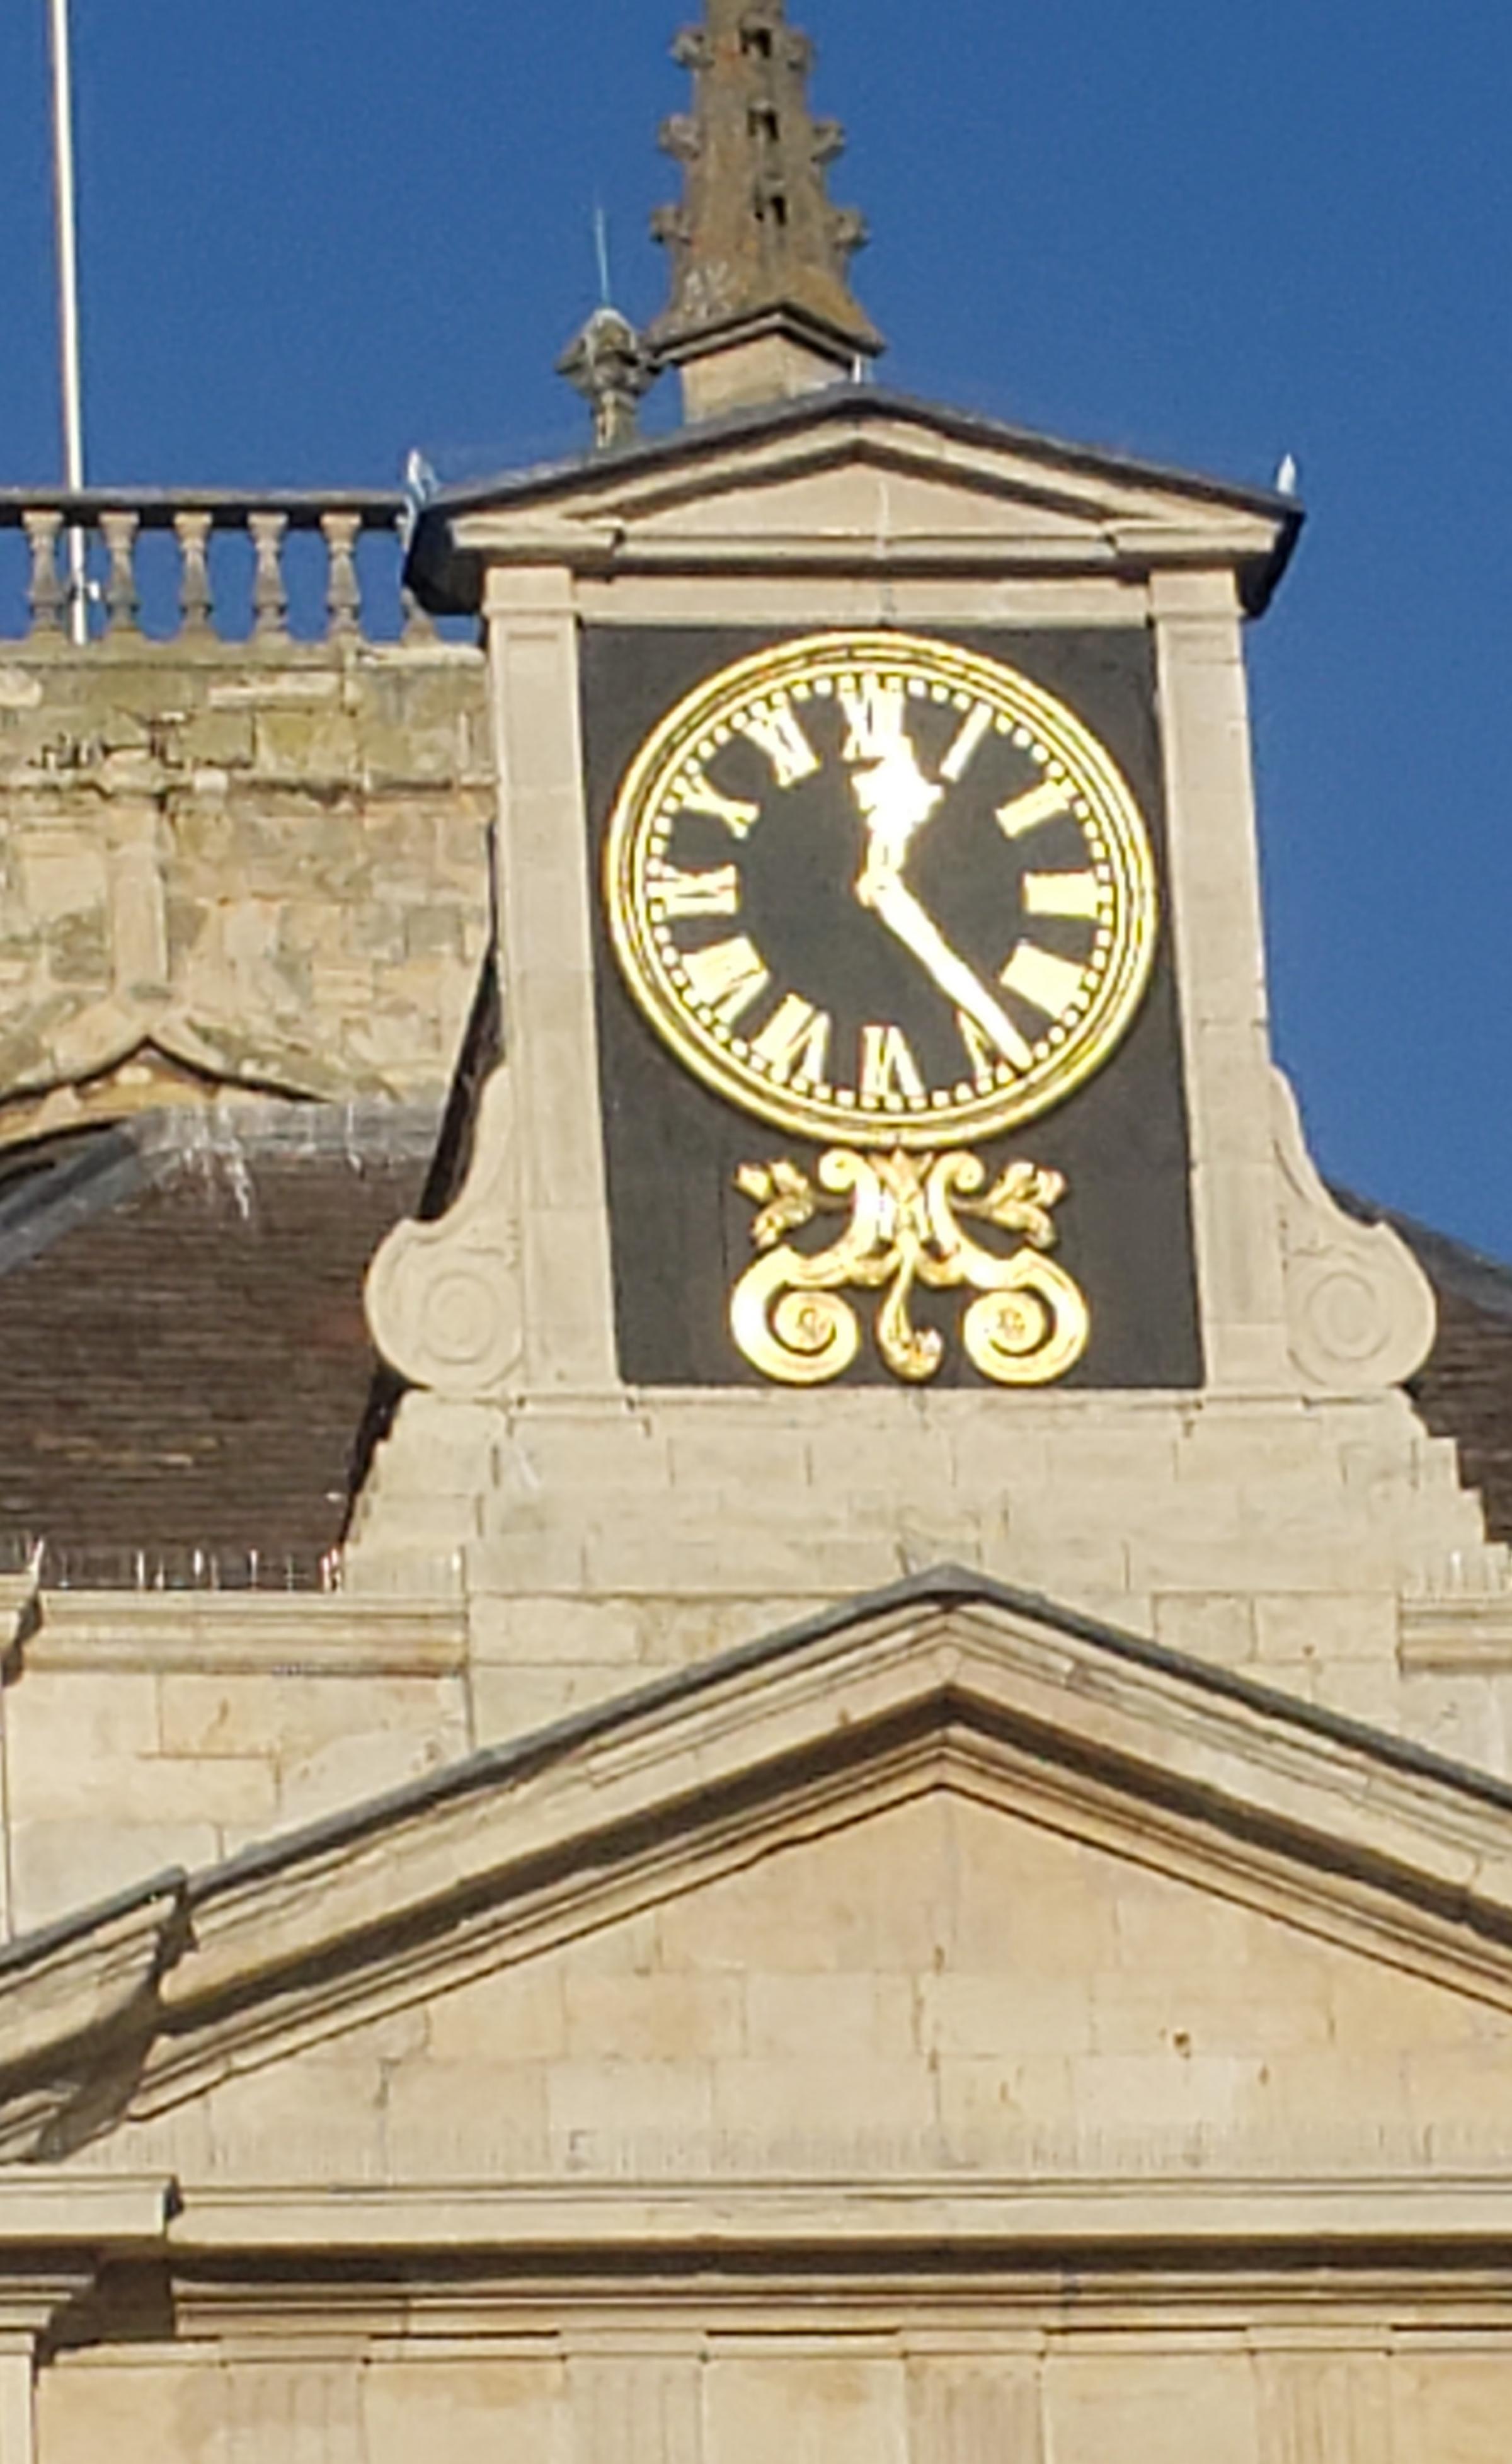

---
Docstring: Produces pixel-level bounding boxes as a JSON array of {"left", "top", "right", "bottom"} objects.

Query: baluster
[
  {"left": 249, "top": 510, "right": 289, "bottom": 641},
  {"left": 321, "top": 510, "right": 362, "bottom": 640},
  {"left": 174, "top": 510, "right": 214, "bottom": 637},
  {"left": 22, "top": 511, "right": 65, "bottom": 638},
  {"left": 99, "top": 510, "right": 141, "bottom": 636}
]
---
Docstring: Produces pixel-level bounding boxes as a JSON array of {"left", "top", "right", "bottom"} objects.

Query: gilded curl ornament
[{"left": 731, "top": 1148, "right": 1090, "bottom": 1388}]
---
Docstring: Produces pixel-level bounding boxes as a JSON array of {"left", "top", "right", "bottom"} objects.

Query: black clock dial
[{"left": 605, "top": 631, "right": 1158, "bottom": 1148}]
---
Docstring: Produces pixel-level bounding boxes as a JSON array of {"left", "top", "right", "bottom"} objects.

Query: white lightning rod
[{"left": 47, "top": 0, "right": 88, "bottom": 645}]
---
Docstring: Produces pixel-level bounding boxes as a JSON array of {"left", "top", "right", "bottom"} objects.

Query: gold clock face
[{"left": 604, "top": 631, "right": 1159, "bottom": 1149}]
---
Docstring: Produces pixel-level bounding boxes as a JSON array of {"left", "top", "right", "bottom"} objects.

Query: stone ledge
[
  {"left": 24, "top": 1591, "right": 468, "bottom": 1678},
  {"left": 169, "top": 2173, "right": 1512, "bottom": 2257},
  {"left": 0, "top": 2171, "right": 173, "bottom": 2247},
  {"left": 1402, "top": 1598, "right": 1512, "bottom": 1672}
]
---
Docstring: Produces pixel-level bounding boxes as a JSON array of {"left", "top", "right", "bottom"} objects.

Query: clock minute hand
[{"left": 863, "top": 869, "right": 1033, "bottom": 1072}]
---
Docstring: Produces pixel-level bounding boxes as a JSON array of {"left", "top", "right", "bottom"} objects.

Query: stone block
[
  {"left": 273, "top": 1724, "right": 458, "bottom": 1832},
  {"left": 158, "top": 1672, "right": 465, "bottom": 1763},
  {"left": 656, "top": 1808, "right": 948, "bottom": 1976},
  {"left": 11, "top": 1745, "right": 280, "bottom": 1831},
  {"left": 568, "top": 2356, "right": 702, "bottom": 2464},
  {"left": 0, "top": 667, "right": 43, "bottom": 711},
  {"left": 981, "top": 1521, "right": 1132, "bottom": 1600},
  {"left": 1252, "top": 1591, "right": 1399, "bottom": 1668},
  {"left": 6, "top": 1668, "right": 159, "bottom": 1768},
  {"left": 907, "top": 2360, "right": 1043, "bottom": 2464},
  {"left": 744, "top": 1972, "right": 914, "bottom": 2061},
  {"left": 704, "top": 2354, "right": 908, "bottom": 2464},
  {"left": 382, "top": 2053, "right": 551, "bottom": 2170},
  {"left": 16, "top": 835, "right": 106, "bottom": 921},
  {"left": 180, "top": 708, "right": 255, "bottom": 766},
  {"left": 11, "top": 1818, "right": 220, "bottom": 1932},
  {"left": 667, "top": 1419, "right": 816, "bottom": 1493},
  {"left": 714, "top": 2049, "right": 937, "bottom": 2147},
  {"left": 920, "top": 1971, "right": 1093, "bottom": 2060},
  {"left": 564, "top": 1970, "right": 745, "bottom": 2062},
  {"left": 1125, "top": 1530, "right": 1382, "bottom": 1596},
  {"left": 1152, "top": 1591, "right": 1257, "bottom": 1668},
  {"left": 363, "top": 2360, "right": 568, "bottom": 2464},
  {"left": 1086, "top": 1974, "right": 1332, "bottom": 2059},
  {"left": 470, "top": 1593, "right": 644, "bottom": 1668},
  {"left": 633, "top": 1595, "right": 830, "bottom": 1669},
  {"left": 1042, "top": 2353, "right": 1261, "bottom": 2464},
  {"left": 37, "top": 2361, "right": 229, "bottom": 2464},
  {"left": 204, "top": 2048, "right": 389, "bottom": 2179},
  {"left": 933, "top": 2053, "right": 1075, "bottom": 2140},
  {"left": 253, "top": 709, "right": 360, "bottom": 777},
  {"left": 545, "top": 2058, "right": 714, "bottom": 2150},
  {"left": 426, "top": 1966, "right": 566, "bottom": 2063},
  {"left": 469, "top": 1663, "right": 624, "bottom": 1745},
  {"left": 472, "top": 1537, "right": 593, "bottom": 1596},
  {"left": 1394, "top": 2356, "right": 1512, "bottom": 2460},
  {"left": 507, "top": 1411, "right": 672, "bottom": 1492},
  {"left": 1399, "top": 1673, "right": 1508, "bottom": 1778},
  {"left": 1309, "top": 1661, "right": 1404, "bottom": 1733},
  {"left": 1070, "top": 2048, "right": 1264, "bottom": 2135}
]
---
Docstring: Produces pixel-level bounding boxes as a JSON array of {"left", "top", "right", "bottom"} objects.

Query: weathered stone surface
[{"left": 0, "top": 639, "right": 490, "bottom": 1138}]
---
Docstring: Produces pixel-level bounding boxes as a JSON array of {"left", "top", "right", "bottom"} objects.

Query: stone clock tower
[
  {"left": 350, "top": 0, "right": 1455, "bottom": 1738},
  {"left": 13, "top": 13, "right": 1512, "bottom": 2462}
]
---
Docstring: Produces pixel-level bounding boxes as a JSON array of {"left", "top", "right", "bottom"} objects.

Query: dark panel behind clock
[{"left": 581, "top": 625, "right": 1203, "bottom": 1391}]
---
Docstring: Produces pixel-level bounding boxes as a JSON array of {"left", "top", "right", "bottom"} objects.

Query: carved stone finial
[
  {"left": 558, "top": 305, "right": 658, "bottom": 452},
  {"left": 650, "top": 0, "right": 884, "bottom": 419}
]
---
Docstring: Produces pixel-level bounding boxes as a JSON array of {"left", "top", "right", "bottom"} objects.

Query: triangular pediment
[
  {"left": 411, "top": 391, "right": 1299, "bottom": 614},
  {"left": 5, "top": 1573, "right": 1512, "bottom": 2176}
]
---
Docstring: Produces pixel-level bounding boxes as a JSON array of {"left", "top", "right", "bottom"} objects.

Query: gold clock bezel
[{"left": 604, "top": 629, "right": 1160, "bottom": 1149}]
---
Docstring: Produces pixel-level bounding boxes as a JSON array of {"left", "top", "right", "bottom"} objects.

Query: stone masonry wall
[{"left": 0, "top": 638, "right": 491, "bottom": 1125}]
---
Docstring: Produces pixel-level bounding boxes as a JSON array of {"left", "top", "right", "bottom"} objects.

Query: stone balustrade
[{"left": 0, "top": 488, "right": 434, "bottom": 645}]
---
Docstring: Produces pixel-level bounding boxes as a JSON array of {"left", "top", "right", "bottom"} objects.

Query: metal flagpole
[{"left": 47, "top": 0, "right": 88, "bottom": 645}]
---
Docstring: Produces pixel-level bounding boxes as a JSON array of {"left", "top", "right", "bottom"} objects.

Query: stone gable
[{"left": 104, "top": 1777, "right": 1512, "bottom": 2189}]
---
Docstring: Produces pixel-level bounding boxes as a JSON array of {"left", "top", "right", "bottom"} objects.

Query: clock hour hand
[{"left": 863, "top": 871, "right": 1033, "bottom": 1072}]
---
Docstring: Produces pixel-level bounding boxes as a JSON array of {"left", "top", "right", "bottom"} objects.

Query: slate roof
[
  {"left": 0, "top": 1099, "right": 441, "bottom": 1586},
  {"left": 1365, "top": 1201, "right": 1512, "bottom": 1545}
]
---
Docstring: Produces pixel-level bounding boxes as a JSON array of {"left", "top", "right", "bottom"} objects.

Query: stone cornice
[
  {"left": 23, "top": 1590, "right": 467, "bottom": 1678},
  {"left": 158, "top": 2172, "right": 1512, "bottom": 2339},
  {"left": 0, "top": 2172, "right": 173, "bottom": 2339},
  {"left": 169, "top": 2173, "right": 1512, "bottom": 2257},
  {"left": 413, "top": 393, "right": 1300, "bottom": 618}
]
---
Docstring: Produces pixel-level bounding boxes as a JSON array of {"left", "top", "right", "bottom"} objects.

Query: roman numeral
[
  {"left": 859, "top": 1023, "right": 925, "bottom": 1103},
  {"left": 680, "top": 935, "right": 772, "bottom": 1026},
  {"left": 839, "top": 673, "right": 908, "bottom": 764},
  {"left": 738, "top": 701, "right": 821, "bottom": 788},
  {"left": 940, "top": 700, "right": 994, "bottom": 784},
  {"left": 750, "top": 994, "right": 832, "bottom": 1086},
  {"left": 1000, "top": 941, "right": 1088, "bottom": 1019},
  {"left": 996, "top": 779, "right": 1074, "bottom": 839},
  {"left": 670, "top": 765, "right": 761, "bottom": 839},
  {"left": 650, "top": 864, "right": 742, "bottom": 920},
  {"left": 1022, "top": 869, "right": 1102, "bottom": 919}
]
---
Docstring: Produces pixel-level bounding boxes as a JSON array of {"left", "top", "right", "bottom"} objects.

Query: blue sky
[{"left": 1, "top": 0, "right": 1508, "bottom": 1254}]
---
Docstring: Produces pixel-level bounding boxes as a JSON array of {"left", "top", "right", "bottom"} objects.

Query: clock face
[{"left": 604, "top": 630, "right": 1159, "bottom": 1149}]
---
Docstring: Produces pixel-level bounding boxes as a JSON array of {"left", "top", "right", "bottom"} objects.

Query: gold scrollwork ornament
[{"left": 731, "top": 1149, "right": 1090, "bottom": 1389}]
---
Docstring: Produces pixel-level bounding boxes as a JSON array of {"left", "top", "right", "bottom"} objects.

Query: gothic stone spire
[{"left": 651, "top": 0, "right": 884, "bottom": 420}]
